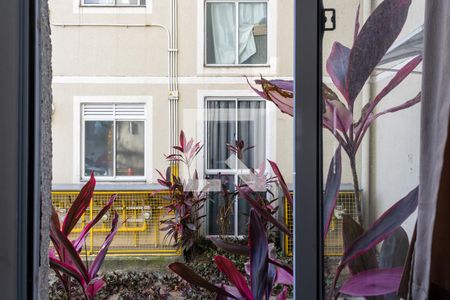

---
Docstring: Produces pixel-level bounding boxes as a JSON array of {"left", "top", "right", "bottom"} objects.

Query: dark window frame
[
  {"left": 294, "top": 0, "right": 324, "bottom": 299},
  {"left": 5, "top": 0, "right": 325, "bottom": 298}
]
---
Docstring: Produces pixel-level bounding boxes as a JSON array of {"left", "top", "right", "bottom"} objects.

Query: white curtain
[
  {"left": 209, "top": 3, "right": 236, "bottom": 64},
  {"left": 238, "top": 3, "right": 267, "bottom": 63},
  {"left": 208, "top": 3, "right": 267, "bottom": 64},
  {"left": 207, "top": 101, "right": 236, "bottom": 169},
  {"left": 237, "top": 101, "right": 266, "bottom": 169}
]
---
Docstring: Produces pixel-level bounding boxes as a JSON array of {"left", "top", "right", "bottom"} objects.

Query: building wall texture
[{"left": 40, "top": 0, "right": 53, "bottom": 298}]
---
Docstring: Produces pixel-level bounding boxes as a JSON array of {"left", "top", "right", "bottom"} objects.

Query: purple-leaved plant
[
  {"left": 49, "top": 173, "right": 119, "bottom": 300},
  {"left": 248, "top": 0, "right": 421, "bottom": 222}
]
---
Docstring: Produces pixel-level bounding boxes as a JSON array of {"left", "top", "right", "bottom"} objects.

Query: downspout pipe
[
  {"left": 169, "top": 0, "right": 180, "bottom": 176},
  {"left": 360, "top": 0, "right": 372, "bottom": 228}
]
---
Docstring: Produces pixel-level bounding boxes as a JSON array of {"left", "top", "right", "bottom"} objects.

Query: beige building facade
[{"left": 50, "top": 0, "right": 294, "bottom": 187}]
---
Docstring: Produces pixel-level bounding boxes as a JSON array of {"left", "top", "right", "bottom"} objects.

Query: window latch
[{"left": 323, "top": 8, "right": 336, "bottom": 31}]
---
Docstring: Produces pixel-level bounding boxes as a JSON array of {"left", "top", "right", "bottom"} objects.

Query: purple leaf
[
  {"left": 346, "top": 0, "right": 412, "bottom": 105},
  {"left": 379, "top": 227, "right": 409, "bottom": 269},
  {"left": 275, "top": 265, "right": 294, "bottom": 286},
  {"left": 49, "top": 256, "right": 86, "bottom": 288},
  {"left": 355, "top": 92, "right": 421, "bottom": 150},
  {"left": 326, "top": 42, "right": 351, "bottom": 102},
  {"left": 249, "top": 210, "right": 269, "bottom": 300},
  {"left": 73, "top": 194, "right": 117, "bottom": 252},
  {"left": 269, "top": 258, "right": 293, "bottom": 275},
  {"left": 214, "top": 256, "right": 253, "bottom": 300},
  {"left": 323, "top": 83, "right": 341, "bottom": 102},
  {"left": 51, "top": 205, "right": 61, "bottom": 231},
  {"left": 238, "top": 187, "right": 291, "bottom": 235},
  {"left": 371, "top": 55, "right": 422, "bottom": 107},
  {"left": 380, "top": 228, "right": 409, "bottom": 300},
  {"left": 342, "top": 215, "right": 378, "bottom": 275},
  {"left": 255, "top": 79, "right": 294, "bottom": 92},
  {"left": 169, "top": 262, "right": 237, "bottom": 299},
  {"left": 355, "top": 56, "right": 422, "bottom": 141},
  {"left": 62, "top": 172, "right": 96, "bottom": 236},
  {"left": 339, "top": 267, "right": 404, "bottom": 297},
  {"left": 218, "top": 284, "right": 243, "bottom": 299},
  {"left": 264, "top": 88, "right": 294, "bottom": 116},
  {"left": 209, "top": 237, "right": 249, "bottom": 256},
  {"left": 372, "top": 92, "right": 421, "bottom": 120},
  {"left": 323, "top": 98, "right": 353, "bottom": 133},
  {"left": 179, "top": 130, "right": 186, "bottom": 151},
  {"left": 50, "top": 215, "right": 90, "bottom": 284},
  {"left": 341, "top": 187, "right": 418, "bottom": 266},
  {"left": 88, "top": 212, "right": 119, "bottom": 279},
  {"left": 323, "top": 146, "right": 342, "bottom": 236},
  {"left": 86, "top": 278, "right": 106, "bottom": 298},
  {"left": 247, "top": 77, "right": 294, "bottom": 116},
  {"left": 268, "top": 160, "right": 292, "bottom": 206}
]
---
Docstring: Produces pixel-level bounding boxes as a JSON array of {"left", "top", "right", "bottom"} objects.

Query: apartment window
[
  {"left": 205, "top": 98, "right": 266, "bottom": 235},
  {"left": 205, "top": 0, "right": 268, "bottom": 66},
  {"left": 81, "top": 0, "right": 146, "bottom": 6},
  {"left": 82, "top": 103, "right": 146, "bottom": 180}
]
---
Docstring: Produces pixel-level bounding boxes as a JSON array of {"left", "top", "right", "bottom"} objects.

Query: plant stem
[{"left": 349, "top": 155, "right": 362, "bottom": 224}]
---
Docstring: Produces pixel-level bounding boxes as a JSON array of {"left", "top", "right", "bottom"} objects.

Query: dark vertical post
[
  {"left": 294, "top": 0, "right": 324, "bottom": 299},
  {"left": 0, "top": 0, "right": 38, "bottom": 298},
  {"left": 0, "top": 0, "right": 20, "bottom": 296}
]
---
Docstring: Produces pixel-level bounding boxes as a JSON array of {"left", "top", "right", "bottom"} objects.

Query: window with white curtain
[
  {"left": 82, "top": 103, "right": 146, "bottom": 180},
  {"left": 205, "top": 98, "right": 266, "bottom": 235},
  {"left": 81, "top": 0, "right": 146, "bottom": 6},
  {"left": 205, "top": 1, "right": 268, "bottom": 65}
]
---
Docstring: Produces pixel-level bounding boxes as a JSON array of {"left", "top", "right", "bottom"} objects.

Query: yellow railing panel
[
  {"left": 284, "top": 191, "right": 359, "bottom": 257},
  {"left": 51, "top": 190, "right": 181, "bottom": 256}
]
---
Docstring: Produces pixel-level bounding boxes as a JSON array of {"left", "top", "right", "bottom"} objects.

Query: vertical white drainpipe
[
  {"left": 169, "top": 0, "right": 179, "bottom": 161},
  {"left": 360, "top": 0, "right": 373, "bottom": 228}
]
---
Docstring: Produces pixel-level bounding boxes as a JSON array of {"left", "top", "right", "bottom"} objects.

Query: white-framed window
[
  {"left": 73, "top": 97, "right": 153, "bottom": 183},
  {"left": 81, "top": 0, "right": 146, "bottom": 6},
  {"left": 205, "top": 0, "right": 268, "bottom": 66},
  {"left": 204, "top": 97, "right": 267, "bottom": 235}
]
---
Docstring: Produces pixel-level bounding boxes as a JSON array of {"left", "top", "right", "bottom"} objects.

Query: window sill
[
  {"left": 79, "top": 5, "right": 146, "bottom": 8},
  {"left": 80, "top": 177, "right": 147, "bottom": 183},
  {"left": 204, "top": 64, "right": 270, "bottom": 68},
  {"left": 74, "top": 1, "right": 152, "bottom": 14}
]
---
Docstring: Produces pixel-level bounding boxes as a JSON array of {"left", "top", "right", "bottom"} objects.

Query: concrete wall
[{"left": 40, "top": 0, "right": 53, "bottom": 297}]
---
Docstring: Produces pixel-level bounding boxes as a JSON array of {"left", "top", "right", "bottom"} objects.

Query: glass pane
[
  {"left": 116, "top": 0, "right": 142, "bottom": 5},
  {"left": 49, "top": 0, "right": 295, "bottom": 297},
  {"left": 116, "top": 121, "right": 145, "bottom": 176},
  {"left": 206, "top": 3, "right": 236, "bottom": 64},
  {"left": 84, "top": 121, "right": 113, "bottom": 176},
  {"left": 239, "top": 3, "right": 268, "bottom": 64},
  {"left": 83, "top": 0, "right": 114, "bottom": 5},
  {"left": 322, "top": 1, "right": 423, "bottom": 298},
  {"left": 238, "top": 100, "right": 266, "bottom": 169},
  {"left": 206, "top": 100, "right": 236, "bottom": 170},
  {"left": 207, "top": 174, "right": 235, "bottom": 235}
]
